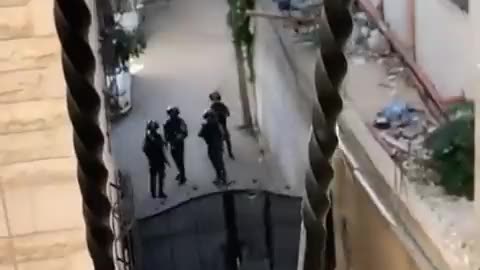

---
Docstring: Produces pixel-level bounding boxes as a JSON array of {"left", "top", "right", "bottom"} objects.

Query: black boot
[
  {"left": 149, "top": 170, "right": 157, "bottom": 198},
  {"left": 158, "top": 171, "right": 167, "bottom": 198},
  {"left": 158, "top": 191, "right": 167, "bottom": 199},
  {"left": 220, "top": 170, "right": 228, "bottom": 184},
  {"left": 179, "top": 176, "right": 187, "bottom": 185}
]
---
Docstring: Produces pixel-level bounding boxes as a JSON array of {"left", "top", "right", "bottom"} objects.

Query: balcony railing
[{"left": 109, "top": 170, "right": 136, "bottom": 270}]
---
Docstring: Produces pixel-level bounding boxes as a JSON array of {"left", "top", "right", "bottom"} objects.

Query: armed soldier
[
  {"left": 163, "top": 106, "right": 188, "bottom": 185},
  {"left": 209, "top": 91, "right": 235, "bottom": 159},
  {"left": 198, "top": 109, "right": 228, "bottom": 185},
  {"left": 143, "top": 120, "right": 170, "bottom": 198}
]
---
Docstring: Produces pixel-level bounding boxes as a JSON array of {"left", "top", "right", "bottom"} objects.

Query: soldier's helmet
[
  {"left": 166, "top": 106, "right": 180, "bottom": 116},
  {"left": 202, "top": 108, "right": 216, "bottom": 120},
  {"left": 146, "top": 120, "right": 160, "bottom": 132},
  {"left": 209, "top": 91, "right": 221, "bottom": 101}
]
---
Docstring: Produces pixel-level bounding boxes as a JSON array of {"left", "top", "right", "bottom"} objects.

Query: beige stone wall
[
  {"left": 0, "top": 0, "right": 92, "bottom": 269},
  {"left": 332, "top": 152, "right": 423, "bottom": 270}
]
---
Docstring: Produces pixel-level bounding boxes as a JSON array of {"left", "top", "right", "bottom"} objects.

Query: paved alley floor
[{"left": 111, "top": 0, "right": 299, "bottom": 219}]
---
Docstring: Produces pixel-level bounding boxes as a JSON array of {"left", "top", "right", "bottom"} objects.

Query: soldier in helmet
[
  {"left": 198, "top": 109, "right": 227, "bottom": 185},
  {"left": 163, "top": 106, "right": 188, "bottom": 184},
  {"left": 209, "top": 91, "right": 235, "bottom": 159},
  {"left": 143, "top": 120, "right": 169, "bottom": 198}
]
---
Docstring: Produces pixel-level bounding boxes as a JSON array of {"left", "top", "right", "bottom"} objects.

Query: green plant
[
  {"left": 424, "top": 101, "right": 474, "bottom": 199},
  {"left": 226, "top": 0, "right": 255, "bottom": 82},
  {"left": 111, "top": 25, "right": 146, "bottom": 69}
]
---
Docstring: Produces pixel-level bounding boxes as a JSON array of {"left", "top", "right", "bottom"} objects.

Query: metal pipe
[
  {"left": 301, "top": 0, "right": 353, "bottom": 269},
  {"left": 53, "top": 0, "right": 114, "bottom": 269}
]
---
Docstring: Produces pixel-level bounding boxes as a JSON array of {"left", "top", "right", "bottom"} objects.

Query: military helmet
[
  {"left": 166, "top": 105, "right": 180, "bottom": 116},
  {"left": 146, "top": 120, "right": 160, "bottom": 131},
  {"left": 209, "top": 91, "right": 222, "bottom": 101}
]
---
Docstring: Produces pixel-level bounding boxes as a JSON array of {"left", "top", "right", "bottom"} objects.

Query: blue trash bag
[{"left": 380, "top": 100, "right": 416, "bottom": 126}]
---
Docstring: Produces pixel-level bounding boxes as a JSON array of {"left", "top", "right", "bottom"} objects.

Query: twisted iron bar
[
  {"left": 54, "top": 1, "right": 114, "bottom": 269},
  {"left": 302, "top": 0, "right": 353, "bottom": 270}
]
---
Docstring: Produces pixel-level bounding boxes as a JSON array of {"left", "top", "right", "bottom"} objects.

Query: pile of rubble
[
  {"left": 373, "top": 100, "right": 432, "bottom": 155},
  {"left": 371, "top": 98, "right": 441, "bottom": 186},
  {"left": 348, "top": 11, "right": 419, "bottom": 89},
  {"left": 347, "top": 11, "right": 441, "bottom": 182},
  {"left": 347, "top": 11, "right": 390, "bottom": 57}
]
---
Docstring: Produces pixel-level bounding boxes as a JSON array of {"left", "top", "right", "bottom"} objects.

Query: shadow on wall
[{"left": 450, "top": 0, "right": 468, "bottom": 12}]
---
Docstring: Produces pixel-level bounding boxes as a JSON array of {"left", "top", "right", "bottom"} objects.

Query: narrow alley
[
  {"left": 109, "top": 1, "right": 306, "bottom": 269},
  {"left": 110, "top": 0, "right": 301, "bottom": 219}
]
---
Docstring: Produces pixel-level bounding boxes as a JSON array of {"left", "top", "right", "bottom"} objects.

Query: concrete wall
[
  {"left": 254, "top": 0, "right": 315, "bottom": 188},
  {"left": 383, "top": 0, "right": 415, "bottom": 54},
  {"left": 331, "top": 151, "right": 423, "bottom": 270},
  {"left": 0, "top": 0, "right": 97, "bottom": 269},
  {"left": 414, "top": 0, "right": 473, "bottom": 98}
]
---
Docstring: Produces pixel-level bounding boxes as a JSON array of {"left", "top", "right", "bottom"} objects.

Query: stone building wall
[{"left": 0, "top": 0, "right": 93, "bottom": 269}]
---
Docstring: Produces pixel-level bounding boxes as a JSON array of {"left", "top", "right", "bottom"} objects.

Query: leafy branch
[
  {"left": 101, "top": 23, "right": 146, "bottom": 73},
  {"left": 424, "top": 101, "right": 474, "bottom": 199},
  {"left": 227, "top": 0, "right": 256, "bottom": 82},
  {"left": 112, "top": 26, "right": 146, "bottom": 68}
]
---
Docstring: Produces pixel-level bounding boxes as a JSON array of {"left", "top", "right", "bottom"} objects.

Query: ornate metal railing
[
  {"left": 54, "top": 0, "right": 115, "bottom": 268},
  {"left": 301, "top": 0, "right": 352, "bottom": 270},
  {"left": 109, "top": 170, "right": 135, "bottom": 270}
]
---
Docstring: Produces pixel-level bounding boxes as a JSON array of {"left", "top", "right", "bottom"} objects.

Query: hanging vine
[
  {"left": 101, "top": 24, "right": 146, "bottom": 73},
  {"left": 227, "top": 0, "right": 256, "bottom": 82},
  {"left": 424, "top": 101, "right": 474, "bottom": 199},
  {"left": 113, "top": 26, "right": 146, "bottom": 68}
]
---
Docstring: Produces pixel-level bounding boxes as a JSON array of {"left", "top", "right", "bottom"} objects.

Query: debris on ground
[
  {"left": 348, "top": 11, "right": 390, "bottom": 57},
  {"left": 347, "top": 9, "right": 438, "bottom": 165},
  {"left": 367, "top": 29, "right": 390, "bottom": 55},
  {"left": 376, "top": 100, "right": 424, "bottom": 128},
  {"left": 372, "top": 99, "right": 436, "bottom": 161},
  {"left": 378, "top": 132, "right": 409, "bottom": 153},
  {"left": 347, "top": 8, "right": 420, "bottom": 97},
  {"left": 347, "top": 8, "right": 440, "bottom": 168}
]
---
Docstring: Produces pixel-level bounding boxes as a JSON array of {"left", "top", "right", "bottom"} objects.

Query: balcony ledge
[{"left": 253, "top": 0, "right": 478, "bottom": 268}]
